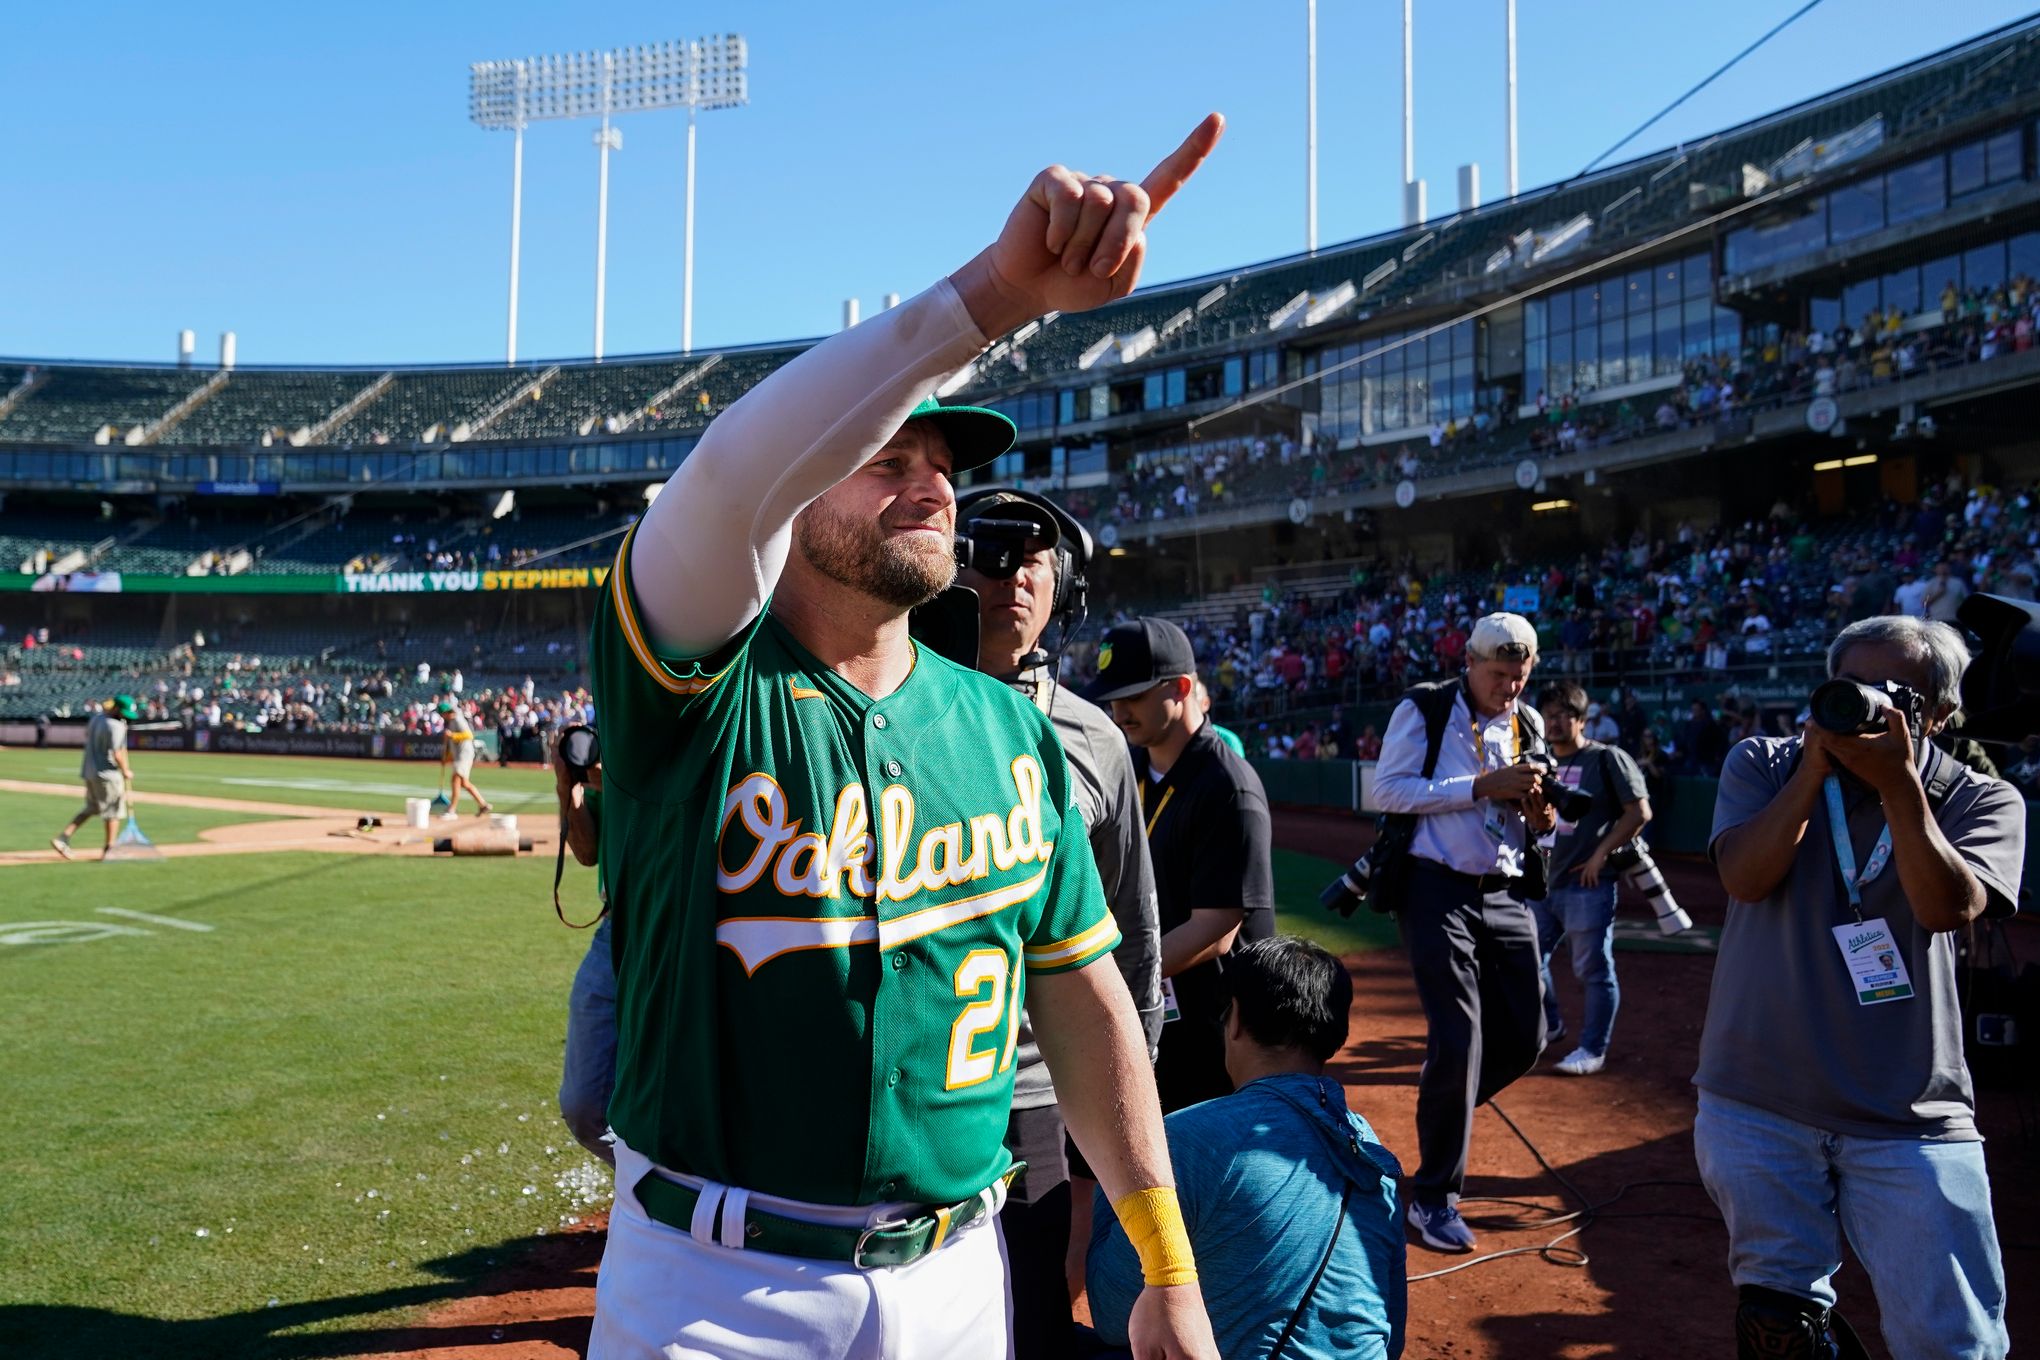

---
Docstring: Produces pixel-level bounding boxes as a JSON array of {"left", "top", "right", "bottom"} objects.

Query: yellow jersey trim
[
  {"left": 1023, "top": 915, "right": 1121, "bottom": 970},
  {"left": 610, "top": 523, "right": 723, "bottom": 697}
]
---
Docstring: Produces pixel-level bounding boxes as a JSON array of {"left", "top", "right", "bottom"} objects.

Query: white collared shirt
[{"left": 1373, "top": 688, "right": 1526, "bottom": 877}]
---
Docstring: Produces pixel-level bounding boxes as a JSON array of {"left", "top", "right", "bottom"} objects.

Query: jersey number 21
[{"left": 946, "top": 948, "right": 1022, "bottom": 1090}]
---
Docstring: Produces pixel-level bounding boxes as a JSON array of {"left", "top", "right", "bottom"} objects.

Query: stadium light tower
[{"left": 470, "top": 36, "right": 749, "bottom": 363}]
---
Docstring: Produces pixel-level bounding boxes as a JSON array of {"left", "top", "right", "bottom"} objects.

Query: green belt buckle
[
  {"left": 848, "top": 1160, "right": 1022, "bottom": 1271},
  {"left": 851, "top": 1217, "right": 927, "bottom": 1270}
]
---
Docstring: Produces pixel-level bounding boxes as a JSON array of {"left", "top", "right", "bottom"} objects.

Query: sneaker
[
  {"left": 1556, "top": 1047, "right": 1607, "bottom": 1076},
  {"left": 1407, "top": 1199, "right": 1477, "bottom": 1252},
  {"left": 476, "top": 803, "right": 495, "bottom": 817},
  {"left": 439, "top": 810, "right": 461, "bottom": 822},
  {"left": 50, "top": 838, "right": 74, "bottom": 860},
  {"left": 1545, "top": 1021, "right": 1567, "bottom": 1049}
]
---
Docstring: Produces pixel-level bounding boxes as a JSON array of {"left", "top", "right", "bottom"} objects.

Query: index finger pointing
[{"left": 1138, "top": 112, "right": 1225, "bottom": 222}]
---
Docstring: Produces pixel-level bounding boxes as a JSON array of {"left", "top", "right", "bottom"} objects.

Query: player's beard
[{"left": 794, "top": 497, "right": 956, "bottom": 610}]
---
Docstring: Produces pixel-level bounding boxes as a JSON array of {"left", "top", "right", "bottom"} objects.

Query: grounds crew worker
[
  {"left": 585, "top": 117, "right": 1225, "bottom": 1359},
  {"left": 438, "top": 697, "right": 493, "bottom": 820},
  {"left": 956, "top": 487, "right": 1164, "bottom": 1359},
  {"left": 1373, "top": 612, "right": 1554, "bottom": 1254},
  {"left": 1088, "top": 617, "right": 1275, "bottom": 1115},
  {"left": 50, "top": 693, "right": 137, "bottom": 861}
]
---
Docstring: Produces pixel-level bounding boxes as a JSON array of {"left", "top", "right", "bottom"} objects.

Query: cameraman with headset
[
  {"left": 954, "top": 488, "right": 1164, "bottom": 1360},
  {"left": 1698, "top": 614, "right": 2018, "bottom": 1360},
  {"left": 1371, "top": 612, "right": 1554, "bottom": 1254}
]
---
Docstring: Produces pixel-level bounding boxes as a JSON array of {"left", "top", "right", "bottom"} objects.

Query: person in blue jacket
[{"left": 1087, "top": 935, "right": 1407, "bottom": 1359}]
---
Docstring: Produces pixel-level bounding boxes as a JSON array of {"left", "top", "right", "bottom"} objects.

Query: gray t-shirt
[
  {"left": 1543, "top": 742, "right": 1648, "bottom": 886},
  {"left": 81, "top": 712, "right": 127, "bottom": 779},
  {"left": 1010, "top": 673, "right": 1165, "bottom": 1111},
  {"left": 1696, "top": 736, "right": 2023, "bottom": 1140}
]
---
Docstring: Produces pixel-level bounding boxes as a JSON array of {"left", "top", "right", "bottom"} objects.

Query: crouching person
[{"left": 1087, "top": 937, "right": 1406, "bottom": 1358}]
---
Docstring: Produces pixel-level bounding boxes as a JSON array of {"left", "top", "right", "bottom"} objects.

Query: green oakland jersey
[{"left": 591, "top": 525, "right": 1119, "bottom": 1207}]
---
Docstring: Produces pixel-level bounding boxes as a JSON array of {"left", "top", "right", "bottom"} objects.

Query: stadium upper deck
[{"left": 3, "top": 17, "right": 2040, "bottom": 515}]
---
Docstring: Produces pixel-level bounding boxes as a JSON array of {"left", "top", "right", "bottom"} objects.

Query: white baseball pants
[{"left": 588, "top": 1136, "right": 1014, "bottom": 1360}]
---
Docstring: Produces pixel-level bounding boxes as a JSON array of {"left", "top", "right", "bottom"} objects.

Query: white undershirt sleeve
[{"left": 628, "top": 279, "right": 989, "bottom": 656}]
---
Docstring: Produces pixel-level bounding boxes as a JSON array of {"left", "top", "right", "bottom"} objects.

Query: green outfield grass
[{"left": 0, "top": 748, "right": 1390, "bottom": 1359}]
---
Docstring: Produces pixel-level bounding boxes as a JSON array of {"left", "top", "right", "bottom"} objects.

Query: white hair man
[
  {"left": 1371, "top": 612, "right": 1555, "bottom": 1253},
  {"left": 1699, "top": 614, "right": 2018, "bottom": 1358}
]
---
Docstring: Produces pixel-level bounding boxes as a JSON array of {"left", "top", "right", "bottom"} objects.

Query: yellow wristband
[{"left": 1112, "top": 1186, "right": 1198, "bottom": 1287}]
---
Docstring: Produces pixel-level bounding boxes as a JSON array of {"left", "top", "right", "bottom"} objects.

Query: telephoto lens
[
  {"left": 1626, "top": 859, "right": 1694, "bottom": 934},
  {"left": 1318, "top": 858, "right": 1369, "bottom": 919},
  {"left": 1808, "top": 679, "right": 1893, "bottom": 734}
]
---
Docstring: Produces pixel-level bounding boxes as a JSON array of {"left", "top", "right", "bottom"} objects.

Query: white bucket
[
  {"left": 406, "top": 797, "right": 431, "bottom": 830},
  {"left": 490, "top": 813, "right": 519, "bottom": 836}
]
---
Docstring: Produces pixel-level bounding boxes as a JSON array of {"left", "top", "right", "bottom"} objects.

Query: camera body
[
  {"left": 952, "top": 516, "right": 1036, "bottom": 579},
  {"left": 1808, "top": 677, "right": 1928, "bottom": 736},
  {"left": 1520, "top": 751, "right": 1596, "bottom": 824},
  {"left": 554, "top": 724, "right": 600, "bottom": 783}
]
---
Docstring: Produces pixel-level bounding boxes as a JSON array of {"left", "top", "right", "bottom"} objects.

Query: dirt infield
[
  {"left": 0, "top": 777, "right": 555, "bottom": 866},
  {"left": 360, "top": 805, "right": 2037, "bottom": 1360}
]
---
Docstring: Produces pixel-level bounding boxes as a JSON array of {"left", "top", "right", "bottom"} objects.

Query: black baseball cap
[{"left": 1085, "top": 618, "right": 1198, "bottom": 702}]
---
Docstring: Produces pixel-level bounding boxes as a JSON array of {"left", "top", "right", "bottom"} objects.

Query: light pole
[
  {"left": 1306, "top": 0, "right": 1318, "bottom": 254},
  {"left": 470, "top": 36, "right": 749, "bottom": 363},
  {"left": 1506, "top": 0, "right": 1519, "bottom": 197}
]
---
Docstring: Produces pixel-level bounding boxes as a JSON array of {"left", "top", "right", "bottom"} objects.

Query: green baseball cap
[
  {"left": 111, "top": 694, "right": 139, "bottom": 720},
  {"left": 903, "top": 395, "right": 1016, "bottom": 474}
]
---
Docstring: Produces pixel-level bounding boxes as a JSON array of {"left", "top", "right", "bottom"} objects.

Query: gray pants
[
  {"left": 1399, "top": 857, "right": 1547, "bottom": 1204},
  {"left": 559, "top": 915, "right": 617, "bottom": 1164}
]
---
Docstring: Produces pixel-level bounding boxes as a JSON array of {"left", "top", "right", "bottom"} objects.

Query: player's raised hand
[{"left": 951, "top": 113, "right": 1224, "bottom": 339}]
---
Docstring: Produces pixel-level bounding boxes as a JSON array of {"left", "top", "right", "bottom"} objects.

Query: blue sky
[{"left": 1, "top": 1, "right": 2031, "bottom": 366}]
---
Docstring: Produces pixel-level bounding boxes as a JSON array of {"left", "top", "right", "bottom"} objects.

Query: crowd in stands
[
  {"left": 1, "top": 614, "right": 598, "bottom": 761},
  {"left": 1077, "top": 277, "right": 2040, "bottom": 534},
  {"left": 1062, "top": 471, "right": 2040, "bottom": 779}
]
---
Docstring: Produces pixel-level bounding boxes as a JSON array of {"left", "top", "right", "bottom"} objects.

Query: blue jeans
[
  {"left": 1531, "top": 879, "right": 1618, "bottom": 1057},
  {"left": 558, "top": 915, "right": 617, "bottom": 1164},
  {"left": 1694, "top": 1091, "right": 2009, "bottom": 1359}
]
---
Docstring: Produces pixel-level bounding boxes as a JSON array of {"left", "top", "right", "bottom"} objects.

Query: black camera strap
[{"left": 553, "top": 725, "right": 605, "bottom": 930}]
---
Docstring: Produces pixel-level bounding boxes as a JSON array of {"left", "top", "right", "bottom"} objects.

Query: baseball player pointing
[{"left": 587, "top": 117, "right": 1225, "bottom": 1359}]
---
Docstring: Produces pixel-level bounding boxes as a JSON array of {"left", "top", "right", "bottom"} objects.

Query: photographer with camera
[
  {"left": 551, "top": 725, "right": 613, "bottom": 1164},
  {"left": 1698, "top": 615, "right": 2018, "bottom": 1359},
  {"left": 1530, "top": 681, "right": 1650, "bottom": 1077},
  {"left": 1371, "top": 612, "right": 1555, "bottom": 1253}
]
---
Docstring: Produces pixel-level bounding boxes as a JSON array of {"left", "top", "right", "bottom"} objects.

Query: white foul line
[{"left": 96, "top": 907, "right": 215, "bottom": 933}]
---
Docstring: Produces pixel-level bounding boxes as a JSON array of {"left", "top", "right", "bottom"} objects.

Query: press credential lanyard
[
  {"left": 1821, "top": 775, "right": 1912, "bottom": 1006},
  {"left": 1821, "top": 776, "right": 1892, "bottom": 925}
]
